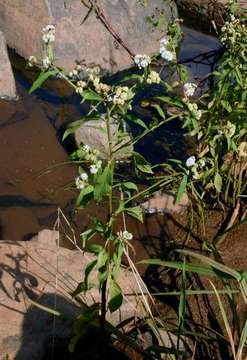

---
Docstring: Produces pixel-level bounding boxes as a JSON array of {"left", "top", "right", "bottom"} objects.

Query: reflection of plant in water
[{"left": 27, "top": 0, "right": 246, "bottom": 357}]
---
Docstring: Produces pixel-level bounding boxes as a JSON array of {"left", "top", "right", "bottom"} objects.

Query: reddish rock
[
  {"left": 0, "top": 0, "right": 177, "bottom": 72},
  {"left": 0, "top": 230, "right": 146, "bottom": 359},
  {"left": 0, "top": 31, "right": 16, "bottom": 99}
]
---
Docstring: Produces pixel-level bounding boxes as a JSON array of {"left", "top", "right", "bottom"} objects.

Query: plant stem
[{"left": 100, "top": 109, "right": 114, "bottom": 332}]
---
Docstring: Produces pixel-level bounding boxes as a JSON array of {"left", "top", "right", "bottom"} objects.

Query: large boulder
[
  {"left": 0, "top": 31, "right": 17, "bottom": 100},
  {"left": 0, "top": 0, "right": 177, "bottom": 72},
  {"left": 0, "top": 229, "right": 146, "bottom": 359}
]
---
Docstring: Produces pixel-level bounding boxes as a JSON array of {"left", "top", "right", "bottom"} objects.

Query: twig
[{"left": 83, "top": 0, "right": 135, "bottom": 58}]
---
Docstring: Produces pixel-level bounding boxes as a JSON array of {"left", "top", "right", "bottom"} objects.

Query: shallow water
[{"left": 0, "top": 26, "right": 221, "bottom": 241}]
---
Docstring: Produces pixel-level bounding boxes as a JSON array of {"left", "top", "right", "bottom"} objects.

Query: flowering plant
[{"left": 27, "top": 0, "right": 246, "bottom": 352}]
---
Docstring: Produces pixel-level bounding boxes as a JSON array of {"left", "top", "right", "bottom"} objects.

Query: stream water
[{"left": 0, "top": 26, "right": 221, "bottom": 246}]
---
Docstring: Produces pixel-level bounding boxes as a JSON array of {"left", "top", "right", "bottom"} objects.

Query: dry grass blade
[{"left": 209, "top": 280, "right": 237, "bottom": 360}]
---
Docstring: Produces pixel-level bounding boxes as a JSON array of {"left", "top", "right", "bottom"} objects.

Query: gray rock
[
  {"left": 0, "top": 229, "right": 147, "bottom": 359},
  {"left": 141, "top": 191, "right": 189, "bottom": 214},
  {"left": 0, "top": 31, "right": 17, "bottom": 100},
  {"left": 74, "top": 117, "right": 133, "bottom": 160},
  {"left": 0, "top": 0, "right": 177, "bottom": 72}
]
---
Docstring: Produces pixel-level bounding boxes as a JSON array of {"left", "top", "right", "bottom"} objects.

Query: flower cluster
[
  {"left": 94, "top": 82, "right": 111, "bottom": 96},
  {"left": 42, "top": 56, "right": 51, "bottom": 69},
  {"left": 184, "top": 82, "right": 197, "bottom": 97},
  {"left": 222, "top": 121, "right": 236, "bottom": 138},
  {"left": 42, "top": 25, "right": 55, "bottom": 44},
  {"left": 146, "top": 71, "right": 161, "bottom": 84},
  {"left": 159, "top": 36, "right": 175, "bottom": 62},
  {"left": 238, "top": 142, "right": 247, "bottom": 158},
  {"left": 221, "top": 16, "right": 245, "bottom": 47},
  {"left": 112, "top": 86, "right": 130, "bottom": 106},
  {"left": 117, "top": 230, "right": 133, "bottom": 241},
  {"left": 74, "top": 145, "right": 102, "bottom": 189},
  {"left": 134, "top": 54, "right": 151, "bottom": 69},
  {"left": 28, "top": 55, "right": 38, "bottom": 67},
  {"left": 87, "top": 66, "right": 101, "bottom": 82},
  {"left": 75, "top": 80, "right": 87, "bottom": 94},
  {"left": 187, "top": 102, "right": 202, "bottom": 120},
  {"left": 186, "top": 156, "right": 206, "bottom": 179},
  {"left": 75, "top": 172, "right": 88, "bottom": 189}
]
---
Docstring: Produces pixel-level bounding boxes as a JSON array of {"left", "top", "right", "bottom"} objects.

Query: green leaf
[
  {"left": 108, "top": 279, "right": 123, "bottom": 313},
  {"left": 29, "top": 70, "right": 58, "bottom": 94},
  {"left": 139, "top": 259, "right": 219, "bottom": 277},
  {"left": 71, "top": 281, "right": 94, "bottom": 297},
  {"left": 94, "top": 162, "right": 113, "bottom": 201},
  {"left": 214, "top": 173, "right": 222, "bottom": 193},
  {"left": 80, "top": 228, "right": 96, "bottom": 247},
  {"left": 221, "top": 100, "right": 232, "bottom": 113},
  {"left": 122, "top": 182, "right": 138, "bottom": 192},
  {"left": 82, "top": 89, "right": 103, "bottom": 102},
  {"left": 125, "top": 206, "right": 143, "bottom": 222},
  {"left": 126, "top": 114, "right": 148, "bottom": 130},
  {"left": 155, "top": 96, "right": 184, "bottom": 108},
  {"left": 76, "top": 185, "right": 94, "bottom": 209},
  {"left": 87, "top": 244, "right": 103, "bottom": 255},
  {"left": 176, "top": 175, "right": 188, "bottom": 205},
  {"left": 178, "top": 64, "right": 189, "bottom": 83},
  {"left": 72, "top": 259, "right": 97, "bottom": 297},
  {"left": 133, "top": 152, "right": 153, "bottom": 174},
  {"left": 113, "top": 241, "right": 124, "bottom": 278},
  {"left": 96, "top": 249, "right": 109, "bottom": 270},
  {"left": 150, "top": 104, "right": 166, "bottom": 120}
]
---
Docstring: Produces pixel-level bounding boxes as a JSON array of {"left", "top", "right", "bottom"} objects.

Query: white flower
[
  {"left": 147, "top": 71, "right": 161, "bottom": 84},
  {"left": 42, "top": 33, "right": 55, "bottom": 43},
  {"left": 28, "top": 55, "right": 37, "bottom": 67},
  {"left": 186, "top": 156, "right": 196, "bottom": 167},
  {"left": 160, "top": 48, "right": 174, "bottom": 62},
  {"left": 117, "top": 230, "right": 133, "bottom": 241},
  {"left": 96, "top": 160, "right": 102, "bottom": 169},
  {"left": 42, "top": 24, "right": 55, "bottom": 32},
  {"left": 194, "top": 109, "right": 202, "bottom": 120},
  {"left": 187, "top": 103, "right": 202, "bottom": 120},
  {"left": 90, "top": 165, "right": 98, "bottom": 174},
  {"left": 42, "top": 24, "right": 55, "bottom": 43},
  {"left": 112, "top": 86, "right": 130, "bottom": 106},
  {"left": 184, "top": 82, "right": 197, "bottom": 97},
  {"left": 83, "top": 144, "right": 91, "bottom": 152},
  {"left": 75, "top": 176, "right": 85, "bottom": 189},
  {"left": 160, "top": 36, "right": 169, "bottom": 47},
  {"left": 134, "top": 54, "right": 151, "bottom": 69},
  {"left": 223, "top": 121, "right": 236, "bottom": 138},
  {"left": 42, "top": 56, "right": 51, "bottom": 68},
  {"left": 238, "top": 142, "right": 247, "bottom": 157},
  {"left": 80, "top": 172, "right": 88, "bottom": 181}
]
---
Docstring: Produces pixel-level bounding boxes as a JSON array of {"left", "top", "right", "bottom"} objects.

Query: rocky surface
[
  {"left": 0, "top": 31, "right": 17, "bottom": 100},
  {"left": 0, "top": 0, "right": 177, "bottom": 73},
  {"left": 176, "top": 0, "right": 247, "bottom": 28},
  {"left": 74, "top": 118, "right": 133, "bottom": 160},
  {"left": 141, "top": 191, "right": 189, "bottom": 214},
  {"left": 0, "top": 229, "right": 146, "bottom": 359}
]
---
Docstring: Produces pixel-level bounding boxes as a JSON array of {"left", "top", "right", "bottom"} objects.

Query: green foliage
[{"left": 28, "top": 1, "right": 246, "bottom": 358}]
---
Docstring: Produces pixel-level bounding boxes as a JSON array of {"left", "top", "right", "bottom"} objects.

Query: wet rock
[
  {"left": 0, "top": 229, "right": 146, "bottom": 359},
  {"left": 74, "top": 118, "right": 133, "bottom": 160},
  {"left": 141, "top": 191, "right": 189, "bottom": 214},
  {"left": 0, "top": 31, "right": 17, "bottom": 100},
  {"left": 0, "top": 0, "right": 177, "bottom": 73}
]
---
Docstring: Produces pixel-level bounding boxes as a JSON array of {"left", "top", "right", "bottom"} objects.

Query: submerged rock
[
  {"left": 0, "top": 31, "right": 17, "bottom": 100},
  {"left": 0, "top": 0, "right": 177, "bottom": 72},
  {"left": 0, "top": 229, "right": 146, "bottom": 359}
]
